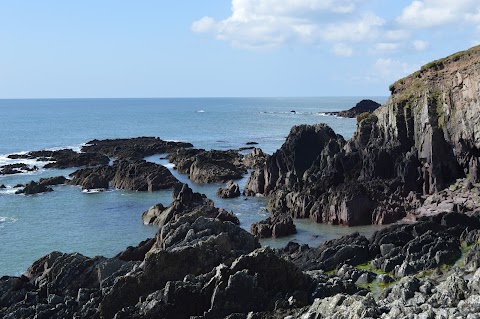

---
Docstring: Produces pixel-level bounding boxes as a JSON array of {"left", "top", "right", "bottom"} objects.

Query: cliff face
[
  {"left": 377, "top": 45, "right": 480, "bottom": 192},
  {"left": 245, "top": 45, "right": 480, "bottom": 226}
]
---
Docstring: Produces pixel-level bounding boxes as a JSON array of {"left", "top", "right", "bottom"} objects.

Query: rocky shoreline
[{"left": 2, "top": 46, "right": 480, "bottom": 318}]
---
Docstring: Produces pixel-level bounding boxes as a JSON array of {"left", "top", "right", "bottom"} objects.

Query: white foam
[
  {"left": 0, "top": 188, "right": 18, "bottom": 195},
  {"left": 196, "top": 110, "right": 206, "bottom": 113},
  {"left": 0, "top": 216, "right": 18, "bottom": 225},
  {"left": 82, "top": 188, "right": 107, "bottom": 194},
  {"left": 162, "top": 163, "right": 175, "bottom": 169}
]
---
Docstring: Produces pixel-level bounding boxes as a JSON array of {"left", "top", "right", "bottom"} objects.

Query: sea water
[{"left": 0, "top": 97, "right": 387, "bottom": 275}]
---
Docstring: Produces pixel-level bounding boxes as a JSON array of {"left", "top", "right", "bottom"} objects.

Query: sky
[{"left": 1, "top": 0, "right": 479, "bottom": 98}]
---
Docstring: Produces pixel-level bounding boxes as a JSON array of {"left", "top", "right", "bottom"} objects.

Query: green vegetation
[
  {"left": 356, "top": 113, "right": 378, "bottom": 125},
  {"left": 427, "top": 89, "right": 444, "bottom": 128},
  {"left": 356, "top": 261, "right": 389, "bottom": 275}
]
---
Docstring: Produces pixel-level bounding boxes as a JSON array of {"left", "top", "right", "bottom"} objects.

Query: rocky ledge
[{"left": 167, "top": 148, "right": 247, "bottom": 183}]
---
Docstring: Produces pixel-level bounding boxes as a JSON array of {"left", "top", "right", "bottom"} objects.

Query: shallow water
[{"left": 0, "top": 97, "right": 388, "bottom": 275}]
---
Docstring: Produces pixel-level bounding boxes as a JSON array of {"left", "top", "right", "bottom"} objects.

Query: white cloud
[
  {"left": 413, "top": 40, "right": 429, "bottom": 51},
  {"left": 191, "top": 0, "right": 380, "bottom": 49},
  {"left": 397, "top": 0, "right": 480, "bottom": 28},
  {"left": 332, "top": 43, "right": 353, "bottom": 57},
  {"left": 191, "top": 16, "right": 216, "bottom": 33},
  {"left": 320, "top": 13, "right": 384, "bottom": 43}
]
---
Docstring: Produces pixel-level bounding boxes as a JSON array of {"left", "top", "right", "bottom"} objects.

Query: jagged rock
[
  {"left": 250, "top": 214, "right": 296, "bottom": 238},
  {"left": 115, "top": 247, "right": 310, "bottom": 319},
  {"left": 100, "top": 215, "right": 258, "bottom": 318},
  {"left": 142, "top": 183, "right": 238, "bottom": 227},
  {"left": 116, "top": 238, "right": 155, "bottom": 262},
  {"left": 111, "top": 160, "right": 179, "bottom": 191},
  {"left": 15, "top": 181, "right": 53, "bottom": 195},
  {"left": 300, "top": 294, "right": 381, "bottom": 319},
  {"left": 216, "top": 180, "right": 241, "bottom": 198},
  {"left": 0, "top": 184, "right": 5, "bottom": 188},
  {"left": 279, "top": 232, "right": 370, "bottom": 271},
  {"left": 243, "top": 148, "right": 268, "bottom": 169}
]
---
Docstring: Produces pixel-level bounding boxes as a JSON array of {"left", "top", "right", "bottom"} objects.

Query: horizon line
[{"left": 0, "top": 95, "right": 390, "bottom": 100}]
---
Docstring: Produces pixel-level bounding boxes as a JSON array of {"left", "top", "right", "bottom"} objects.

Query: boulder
[
  {"left": 216, "top": 180, "right": 241, "bottom": 198},
  {"left": 250, "top": 214, "right": 296, "bottom": 238}
]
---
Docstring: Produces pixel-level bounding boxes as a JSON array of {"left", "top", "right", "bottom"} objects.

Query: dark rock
[
  {"left": 82, "top": 136, "right": 192, "bottom": 160},
  {"left": 168, "top": 148, "right": 246, "bottom": 183},
  {"left": 243, "top": 148, "right": 268, "bottom": 169},
  {"left": 216, "top": 180, "right": 241, "bottom": 198},
  {"left": 142, "top": 183, "right": 238, "bottom": 227},
  {"left": 246, "top": 142, "right": 258, "bottom": 145},
  {"left": 41, "top": 149, "right": 110, "bottom": 169},
  {"left": 280, "top": 232, "right": 370, "bottom": 271},
  {"left": 38, "top": 176, "right": 67, "bottom": 186},
  {"left": 0, "top": 163, "right": 38, "bottom": 175},
  {"left": 0, "top": 184, "right": 5, "bottom": 188},
  {"left": 116, "top": 238, "right": 155, "bottom": 262},
  {"left": 15, "top": 181, "right": 53, "bottom": 195},
  {"left": 68, "top": 165, "right": 114, "bottom": 189},
  {"left": 336, "top": 99, "right": 382, "bottom": 118},
  {"left": 100, "top": 214, "right": 258, "bottom": 318},
  {"left": 250, "top": 214, "right": 296, "bottom": 238},
  {"left": 111, "top": 160, "right": 179, "bottom": 191}
]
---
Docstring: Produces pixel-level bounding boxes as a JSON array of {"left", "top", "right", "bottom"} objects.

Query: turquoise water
[{"left": 0, "top": 97, "right": 387, "bottom": 275}]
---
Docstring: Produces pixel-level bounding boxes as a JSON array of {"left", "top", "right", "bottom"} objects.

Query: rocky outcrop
[
  {"left": 38, "top": 176, "right": 67, "bottom": 186},
  {"left": 246, "top": 45, "right": 480, "bottom": 226},
  {"left": 68, "top": 166, "right": 114, "bottom": 189},
  {"left": 2, "top": 210, "right": 480, "bottom": 318},
  {"left": 68, "top": 160, "right": 179, "bottom": 191},
  {"left": 328, "top": 99, "right": 381, "bottom": 118},
  {"left": 15, "top": 181, "right": 53, "bottom": 195},
  {"left": 0, "top": 163, "right": 38, "bottom": 175},
  {"left": 142, "top": 183, "right": 239, "bottom": 227},
  {"left": 168, "top": 148, "right": 247, "bottom": 183},
  {"left": 243, "top": 147, "right": 268, "bottom": 169},
  {"left": 81, "top": 136, "right": 193, "bottom": 160},
  {"left": 250, "top": 214, "right": 297, "bottom": 238},
  {"left": 8, "top": 149, "right": 110, "bottom": 169},
  {"left": 216, "top": 180, "right": 241, "bottom": 198},
  {"left": 111, "top": 160, "right": 178, "bottom": 191}
]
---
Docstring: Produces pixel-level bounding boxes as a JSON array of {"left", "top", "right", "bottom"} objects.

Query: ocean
[{"left": 0, "top": 97, "right": 388, "bottom": 275}]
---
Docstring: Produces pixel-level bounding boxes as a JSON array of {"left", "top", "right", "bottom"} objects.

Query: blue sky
[{"left": 1, "top": 0, "right": 479, "bottom": 98}]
